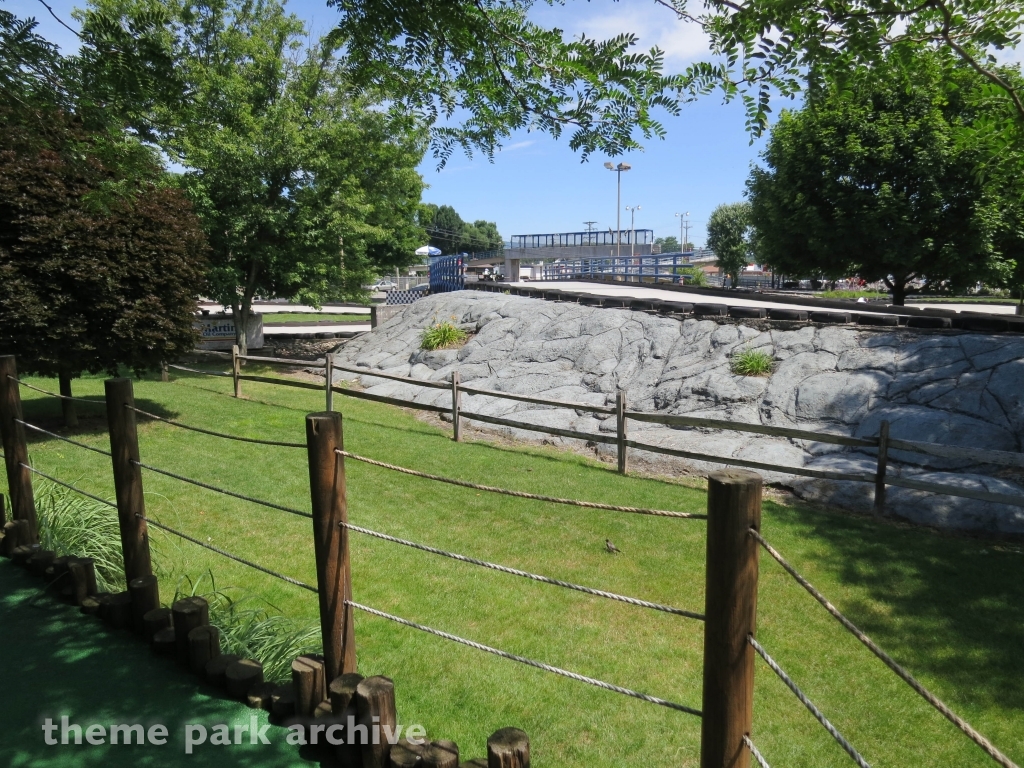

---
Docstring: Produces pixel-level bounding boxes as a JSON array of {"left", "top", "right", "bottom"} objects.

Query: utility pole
[
  {"left": 675, "top": 211, "right": 691, "bottom": 254},
  {"left": 604, "top": 162, "right": 631, "bottom": 259},
  {"left": 583, "top": 221, "right": 597, "bottom": 246}
]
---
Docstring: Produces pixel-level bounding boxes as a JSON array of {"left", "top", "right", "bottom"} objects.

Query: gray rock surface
[{"left": 334, "top": 291, "right": 1024, "bottom": 533}]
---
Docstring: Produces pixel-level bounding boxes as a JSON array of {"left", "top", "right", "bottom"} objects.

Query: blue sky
[{"left": 9, "top": 0, "right": 781, "bottom": 247}]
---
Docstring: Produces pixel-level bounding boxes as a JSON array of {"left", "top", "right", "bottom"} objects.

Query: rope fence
[
  {"left": 15, "top": 419, "right": 112, "bottom": 457},
  {"left": 336, "top": 450, "right": 706, "bottom": 520},
  {"left": 127, "top": 405, "right": 305, "bottom": 448},
  {"left": 20, "top": 463, "right": 118, "bottom": 509},
  {"left": 8, "top": 375, "right": 106, "bottom": 405},
  {"left": 130, "top": 459, "right": 312, "bottom": 520},
  {"left": 138, "top": 514, "right": 317, "bottom": 593},
  {"left": 749, "top": 529, "right": 1020, "bottom": 768},
  {"left": 343, "top": 522, "right": 704, "bottom": 620},
  {"left": 347, "top": 600, "right": 704, "bottom": 717},
  {"left": 743, "top": 735, "right": 772, "bottom": 768},
  {"left": 749, "top": 635, "right": 871, "bottom": 768}
]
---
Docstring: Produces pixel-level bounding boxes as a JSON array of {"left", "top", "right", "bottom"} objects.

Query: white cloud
[
  {"left": 500, "top": 140, "right": 537, "bottom": 152},
  {"left": 532, "top": 0, "right": 712, "bottom": 71}
]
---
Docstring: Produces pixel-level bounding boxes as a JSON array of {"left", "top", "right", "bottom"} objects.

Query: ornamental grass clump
[
  {"left": 35, "top": 481, "right": 124, "bottom": 592},
  {"left": 731, "top": 348, "right": 775, "bottom": 377},
  {"left": 421, "top": 316, "right": 468, "bottom": 350},
  {"left": 174, "top": 572, "right": 321, "bottom": 683}
]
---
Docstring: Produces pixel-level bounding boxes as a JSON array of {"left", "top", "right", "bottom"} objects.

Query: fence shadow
[{"left": 769, "top": 499, "right": 1024, "bottom": 714}]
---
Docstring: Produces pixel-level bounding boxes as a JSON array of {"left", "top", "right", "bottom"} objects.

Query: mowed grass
[
  {"left": 5, "top": 368, "right": 1024, "bottom": 767},
  {"left": 262, "top": 313, "right": 370, "bottom": 324}
]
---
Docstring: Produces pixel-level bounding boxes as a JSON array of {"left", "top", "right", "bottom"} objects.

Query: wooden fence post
[
  {"left": 700, "top": 469, "right": 761, "bottom": 768},
  {"left": 104, "top": 378, "right": 153, "bottom": 587},
  {"left": 616, "top": 389, "right": 628, "bottom": 475},
  {"left": 0, "top": 355, "right": 38, "bottom": 542},
  {"left": 305, "top": 410, "right": 356, "bottom": 681},
  {"left": 325, "top": 354, "right": 334, "bottom": 412},
  {"left": 451, "top": 370, "right": 462, "bottom": 442},
  {"left": 232, "top": 345, "right": 242, "bottom": 398},
  {"left": 873, "top": 420, "right": 890, "bottom": 515},
  {"left": 58, "top": 364, "right": 78, "bottom": 429}
]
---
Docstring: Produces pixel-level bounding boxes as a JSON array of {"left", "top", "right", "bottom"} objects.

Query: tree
[
  {"left": 0, "top": 112, "right": 208, "bottom": 382},
  {"left": 746, "top": 54, "right": 1007, "bottom": 305},
  {"left": 87, "top": 0, "right": 428, "bottom": 353},
  {"left": 655, "top": 236, "right": 680, "bottom": 252},
  {"left": 420, "top": 203, "right": 502, "bottom": 254},
  {"left": 706, "top": 202, "right": 752, "bottom": 287}
]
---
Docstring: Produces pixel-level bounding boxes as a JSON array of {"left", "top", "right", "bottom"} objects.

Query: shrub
[
  {"left": 35, "top": 481, "right": 124, "bottom": 593},
  {"left": 174, "top": 572, "right": 321, "bottom": 683},
  {"left": 421, "top": 318, "right": 468, "bottom": 350},
  {"left": 676, "top": 266, "right": 709, "bottom": 287},
  {"left": 731, "top": 348, "right": 775, "bottom": 377}
]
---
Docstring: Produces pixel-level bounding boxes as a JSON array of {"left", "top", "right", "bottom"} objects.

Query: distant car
[
  {"left": 409, "top": 284, "right": 430, "bottom": 294},
  {"left": 371, "top": 280, "right": 397, "bottom": 291}
]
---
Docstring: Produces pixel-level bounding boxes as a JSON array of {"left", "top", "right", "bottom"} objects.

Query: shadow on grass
[{"left": 767, "top": 500, "right": 1024, "bottom": 714}]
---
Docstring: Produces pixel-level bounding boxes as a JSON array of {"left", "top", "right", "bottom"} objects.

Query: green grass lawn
[
  {"left": 262, "top": 313, "right": 370, "bottom": 324},
  {"left": 4, "top": 368, "right": 1023, "bottom": 767}
]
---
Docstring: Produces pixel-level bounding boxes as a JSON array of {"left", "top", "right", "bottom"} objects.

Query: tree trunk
[{"left": 58, "top": 364, "right": 78, "bottom": 429}]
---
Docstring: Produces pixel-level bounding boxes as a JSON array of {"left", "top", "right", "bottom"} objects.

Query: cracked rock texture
[{"left": 335, "top": 292, "right": 1024, "bottom": 534}]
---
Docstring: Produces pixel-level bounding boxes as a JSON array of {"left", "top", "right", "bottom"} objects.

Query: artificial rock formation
[{"left": 334, "top": 292, "right": 1024, "bottom": 533}]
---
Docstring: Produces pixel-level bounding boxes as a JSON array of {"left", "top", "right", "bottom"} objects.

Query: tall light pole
[
  {"left": 675, "top": 211, "right": 690, "bottom": 254},
  {"left": 626, "top": 205, "right": 641, "bottom": 258},
  {"left": 604, "top": 162, "right": 631, "bottom": 259}
]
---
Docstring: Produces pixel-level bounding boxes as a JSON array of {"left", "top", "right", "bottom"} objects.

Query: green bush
[
  {"left": 421, "top": 318, "right": 469, "bottom": 350},
  {"left": 731, "top": 348, "right": 775, "bottom": 377},
  {"left": 675, "top": 266, "right": 709, "bottom": 287}
]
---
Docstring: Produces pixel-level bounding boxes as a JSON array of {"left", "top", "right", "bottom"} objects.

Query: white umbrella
[{"left": 415, "top": 245, "right": 442, "bottom": 257}]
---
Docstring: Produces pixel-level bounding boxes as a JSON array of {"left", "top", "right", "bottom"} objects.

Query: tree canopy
[
  {"left": 0, "top": 113, "right": 207, "bottom": 378},
  {"left": 419, "top": 204, "right": 503, "bottom": 254},
  {"left": 82, "top": 0, "right": 428, "bottom": 352},
  {"left": 706, "top": 202, "right": 752, "bottom": 286},
  {"left": 746, "top": 52, "right": 1016, "bottom": 304}
]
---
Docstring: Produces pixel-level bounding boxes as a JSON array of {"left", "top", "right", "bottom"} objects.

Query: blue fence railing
[
  {"left": 429, "top": 255, "right": 466, "bottom": 294},
  {"left": 541, "top": 255, "right": 707, "bottom": 284}
]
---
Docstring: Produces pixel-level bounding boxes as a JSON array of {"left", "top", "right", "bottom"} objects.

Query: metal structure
[
  {"left": 510, "top": 230, "right": 653, "bottom": 249},
  {"left": 429, "top": 254, "right": 466, "bottom": 294},
  {"left": 541, "top": 253, "right": 714, "bottom": 283}
]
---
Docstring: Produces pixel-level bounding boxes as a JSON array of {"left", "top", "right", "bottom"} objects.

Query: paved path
[
  {"left": 0, "top": 562, "right": 317, "bottom": 766},
  {"left": 517, "top": 281, "right": 1020, "bottom": 315}
]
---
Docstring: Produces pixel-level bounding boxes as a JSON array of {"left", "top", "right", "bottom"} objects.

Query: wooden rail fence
[{"left": 202, "top": 348, "right": 1024, "bottom": 513}]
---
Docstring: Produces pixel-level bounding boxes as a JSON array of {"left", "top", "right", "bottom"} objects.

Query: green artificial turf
[
  {"left": 0, "top": 561, "right": 318, "bottom": 767},
  {"left": 3, "top": 368, "right": 1023, "bottom": 767}
]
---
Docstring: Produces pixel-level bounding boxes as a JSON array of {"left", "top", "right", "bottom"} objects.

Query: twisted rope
[
  {"left": 166, "top": 364, "right": 232, "bottom": 378},
  {"left": 15, "top": 419, "right": 112, "bottom": 457},
  {"left": 130, "top": 460, "right": 312, "bottom": 519},
  {"left": 8, "top": 376, "right": 106, "bottom": 405},
  {"left": 743, "top": 736, "right": 771, "bottom": 768},
  {"left": 749, "top": 635, "right": 871, "bottom": 768},
  {"left": 336, "top": 450, "right": 706, "bottom": 520},
  {"left": 750, "top": 529, "right": 1020, "bottom": 768},
  {"left": 20, "top": 464, "right": 117, "bottom": 509},
  {"left": 348, "top": 600, "right": 703, "bottom": 717},
  {"left": 128, "top": 405, "right": 305, "bottom": 448},
  {"left": 138, "top": 514, "right": 317, "bottom": 593},
  {"left": 344, "top": 522, "right": 704, "bottom": 620}
]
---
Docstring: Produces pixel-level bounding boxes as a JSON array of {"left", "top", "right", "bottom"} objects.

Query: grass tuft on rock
[
  {"left": 421, "top": 318, "right": 468, "bottom": 350},
  {"left": 731, "top": 347, "right": 775, "bottom": 377}
]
